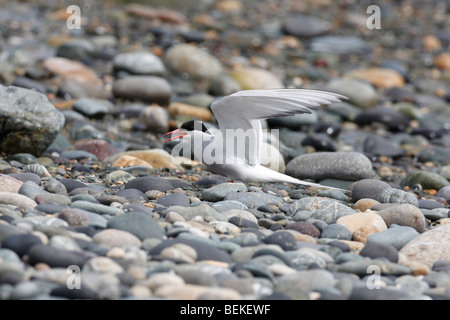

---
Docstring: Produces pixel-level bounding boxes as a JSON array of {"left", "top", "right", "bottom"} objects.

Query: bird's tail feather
[{"left": 257, "top": 165, "right": 350, "bottom": 194}]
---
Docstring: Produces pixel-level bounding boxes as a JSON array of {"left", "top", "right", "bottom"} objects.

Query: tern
[{"left": 164, "top": 89, "right": 348, "bottom": 192}]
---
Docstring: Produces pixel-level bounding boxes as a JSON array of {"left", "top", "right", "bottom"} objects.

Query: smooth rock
[
  {"left": 288, "top": 197, "right": 356, "bottom": 224},
  {"left": 283, "top": 14, "right": 330, "bottom": 38},
  {"left": 113, "top": 50, "right": 165, "bottom": 76},
  {"left": 262, "top": 231, "right": 298, "bottom": 251},
  {"left": 336, "top": 211, "right": 387, "bottom": 234},
  {"left": 354, "top": 106, "right": 410, "bottom": 132},
  {"left": 112, "top": 76, "right": 172, "bottom": 105},
  {"left": 351, "top": 179, "right": 391, "bottom": 203},
  {"left": 0, "top": 192, "right": 37, "bottom": 209},
  {"left": 326, "top": 78, "right": 378, "bottom": 109},
  {"left": 138, "top": 106, "right": 169, "bottom": 132},
  {"left": 359, "top": 241, "right": 399, "bottom": 262},
  {"left": 106, "top": 149, "right": 181, "bottom": 169},
  {"left": 2, "top": 233, "right": 43, "bottom": 257},
  {"left": 399, "top": 224, "right": 450, "bottom": 266},
  {"left": 93, "top": 229, "right": 142, "bottom": 248},
  {"left": 320, "top": 224, "right": 352, "bottom": 240},
  {"left": 73, "top": 139, "right": 119, "bottom": 161},
  {"left": 376, "top": 204, "right": 427, "bottom": 233},
  {"left": 345, "top": 68, "right": 405, "bottom": 89},
  {"left": 164, "top": 43, "right": 223, "bottom": 81},
  {"left": 0, "top": 85, "right": 65, "bottom": 156},
  {"left": 107, "top": 211, "right": 165, "bottom": 240},
  {"left": 28, "top": 245, "right": 87, "bottom": 268},
  {"left": 124, "top": 176, "right": 174, "bottom": 193},
  {"left": 0, "top": 174, "right": 23, "bottom": 193},
  {"left": 231, "top": 67, "right": 284, "bottom": 90},
  {"left": 379, "top": 188, "right": 419, "bottom": 207},
  {"left": 286, "top": 152, "right": 372, "bottom": 182},
  {"left": 73, "top": 98, "right": 113, "bottom": 118},
  {"left": 367, "top": 225, "right": 420, "bottom": 250},
  {"left": 201, "top": 183, "right": 248, "bottom": 202},
  {"left": 224, "top": 191, "right": 283, "bottom": 208},
  {"left": 401, "top": 171, "right": 449, "bottom": 190}
]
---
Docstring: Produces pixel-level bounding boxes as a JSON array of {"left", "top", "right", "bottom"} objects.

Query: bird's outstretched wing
[{"left": 210, "top": 89, "right": 345, "bottom": 165}]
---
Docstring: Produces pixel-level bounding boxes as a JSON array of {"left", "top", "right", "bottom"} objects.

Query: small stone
[
  {"left": 224, "top": 191, "right": 283, "bottom": 208},
  {"left": 113, "top": 50, "right": 165, "bottom": 76},
  {"left": 376, "top": 204, "right": 427, "bottom": 233},
  {"left": 326, "top": 78, "right": 378, "bottom": 109},
  {"left": 73, "top": 139, "right": 119, "bottom": 161},
  {"left": 0, "top": 85, "right": 65, "bottom": 156},
  {"left": 285, "top": 221, "right": 321, "bottom": 237},
  {"left": 353, "top": 198, "right": 381, "bottom": 212},
  {"left": 157, "top": 193, "right": 190, "bottom": 207},
  {"left": 73, "top": 98, "right": 114, "bottom": 118},
  {"left": 367, "top": 225, "right": 420, "bottom": 250},
  {"left": 283, "top": 14, "right": 330, "bottom": 38},
  {"left": 288, "top": 197, "right": 356, "bottom": 224},
  {"left": 28, "top": 245, "right": 87, "bottom": 268},
  {"left": 401, "top": 171, "right": 449, "bottom": 191},
  {"left": 321, "top": 224, "right": 352, "bottom": 240},
  {"left": 231, "top": 67, "right": 284, "bottom": 90},
  {"left": 262, "top": 231, "right": 297, "bottom": 251},
  {"left": 112, "top": 76, "right": 172, "bottom": 105},
  {"left": 359, "top": 241, "right": 399, "bottom": 262},
  {"left": 71, "top": 200, "right": 122, "bottom": 216},
  {"left": 57, "top": 208, "right": 90, "bottom": 228},
  {"left": 286, "top": 152, "right": 372, "bottom": 182},
  {"left": 379, "top": 188, "right": 419, "bottom": 207},
  {"left": 107, "top": 211, "right": 165, "bottom": 240},
  {"left": 124, "top": 176, "right": 174, "bottom": 193},
  {"left": 354, "top": 106, "right": 410, "bottom": 132},
  {"left": 434, "top": 52, "right": 450, "bottom": 70},
  {"left": 138, "top": 106, "right": 169, "bottom": 132},
  {"left": 154, "top": 283, "right": 240, "bottom": 300},
  {"left": 352, "top": 225, "right": 380, "bottom": 243},
  {"left": 351, "top": 179, "right": 392, "bottom": 203},
  {"left": 2, "top": 233, "right": 43, "bottom": 257},
  {"left": 84, "top": 256, "right": 124, "bottom": 274},
  {"left": 345, "top": 68, "right": 405, "bottom": 89},
  {"left": 399, "top": 224, "right": 450, "bottom": 267},
  {"left": 0, "top": 191, "right": 37, "bottom": 209},
  {"left": 0, "top": 174, "right": 23, "bottom": 193},
  {"left": 201, "top": 183, "right": 248, "bottom": 202},
  {"left": 93, "top": 229, "right": 142, "bottom": 248},
  {"left": 168, "top": 102, "right": 212, "bottom": 122},
  {"left": 336, "top": 211, "right": 388, "bottom": 234},
  {"left": 106, "top": 149, "right": 181, "bottom": 169},
  {"left": 160, "top": 243, "right": 197, "bottom": 263},
  {"left": 164, "top": 43, "right": 223, "bottom": 81}
]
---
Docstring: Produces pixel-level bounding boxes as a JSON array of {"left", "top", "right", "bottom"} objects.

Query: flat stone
[
  {"left": 367, "top": 225, "right": 420, "bottom": 250},
  {"left": 286, "top": 152, "right": 372, "bottom": 182},
  {"left": 376, "top": 204, "right": 427, "bottom": 233},
  {"left": 201, "top": 183, "right": 248, "bottom": 202},
  {"left": 288, "top": 197, "right": 356, "bottom": 224},
  {"left": 0, "top": 191, "right": 37, "bottom": 209},
  {"left": 93, "top": 229, "right": 142, "bottom": 248},
  {"left": 107, "top": 211, "right": 165, "bottom": 240},
  {"left": 224, "top": 191, "right": 283, "bottom": 208}
]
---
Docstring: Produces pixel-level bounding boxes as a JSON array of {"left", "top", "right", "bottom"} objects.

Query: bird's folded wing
[{"left": 210, "top": 89, "right": 346, "bottom": 165}]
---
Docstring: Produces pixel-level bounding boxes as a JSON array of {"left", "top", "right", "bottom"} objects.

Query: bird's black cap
[{"left": 180, "top": 120, "right": 209, "bottom": 133}]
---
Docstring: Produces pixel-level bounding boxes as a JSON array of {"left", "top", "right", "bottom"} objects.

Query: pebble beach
[{"left": 0, "top": 0, "right": 450, "bottom": 301}]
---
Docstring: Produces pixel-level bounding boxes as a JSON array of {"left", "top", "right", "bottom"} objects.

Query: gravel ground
[{"left": 0, "top": 0, "right": 450, "bottom": 300}]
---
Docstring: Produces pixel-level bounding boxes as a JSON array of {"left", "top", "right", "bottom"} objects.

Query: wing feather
[{"left": 210, "top": 89, "right": 346, "bottom": 165}]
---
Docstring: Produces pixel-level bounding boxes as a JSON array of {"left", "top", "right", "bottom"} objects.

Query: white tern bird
[{"left": 164, "top": 89, "right": 348, "bottom": 192}]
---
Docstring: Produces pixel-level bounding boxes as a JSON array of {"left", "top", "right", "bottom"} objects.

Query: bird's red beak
[{"left": 163, "top": 129, "right": 188, "bottom": 143}]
